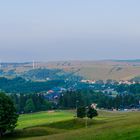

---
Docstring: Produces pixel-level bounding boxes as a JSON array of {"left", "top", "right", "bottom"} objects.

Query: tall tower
[
  {"left": 33, "top": 60, "right": 35, "bottom": 69},
  {"left": 0, "top": 60, "right": 2, "bottom": 69}
]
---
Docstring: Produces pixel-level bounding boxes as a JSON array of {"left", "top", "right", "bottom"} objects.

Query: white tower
[
  {"left": 33, "top": 60, "right": 35, "bottom": 69},
  {"left": 0, "top": 60, "right": 2, "bottom": 69}
]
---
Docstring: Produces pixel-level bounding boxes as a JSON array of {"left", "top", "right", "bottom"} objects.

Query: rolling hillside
[
  {"left": 4, "top": 110, "right": 140, "bottom": 140},
  {"left": 1, "top": 60, "right": 140, "bottom": 81}
]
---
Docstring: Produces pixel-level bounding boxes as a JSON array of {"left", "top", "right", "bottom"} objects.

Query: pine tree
[
  {"left": 77, "top": 106, "right": 86, "bottom": 118},
  {"left": 24, "top": 98, "right": 35, "bottom": 113}
]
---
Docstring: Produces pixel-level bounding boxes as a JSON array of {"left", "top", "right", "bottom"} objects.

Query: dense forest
[
  {"left": 2, "top": 76, "right": 140, "bottom": 94},
  {"left": 0, "top": 77, "right": 65, "bottom": 93},
  {"left": 58, "top": 90, "right": 140, "bottom": 110},
  {"left": 10, "top": 93, "right": 53, "bottom": 113},
  {"left": 10, "top": 90, "right": 140, "bottom": 114},
  {"left": 22, "top": 68, "right": 82, "bottom": 81},
  {"left": 0, "top": 68, "right": 82, "bottom": 81}
]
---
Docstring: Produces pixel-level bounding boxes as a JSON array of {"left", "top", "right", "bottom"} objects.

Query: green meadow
[
  {"left": 17, "top": 110, "right": 74, "bottom": 129},
  {"left": 3, "top": 110, "right": 140, "bottom": 140}
]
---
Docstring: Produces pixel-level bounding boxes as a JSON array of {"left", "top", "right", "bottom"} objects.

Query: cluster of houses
[
  {"left": 81, "top": 80, "right": 96, "bottom": 84},
  {"left": 118, "top": 80, "right": 137, "bottom": 85},
  {"left": 41, "top": 78, "right": 140, "bottom": 111},
  {"left": 81, "top": 79, "right": 139, "bottom": 85},
  {"left": 45, "top": 87, "right": 66, "bottom": 100}
]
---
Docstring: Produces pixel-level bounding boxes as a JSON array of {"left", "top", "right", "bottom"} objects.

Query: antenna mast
[
  {"left": 33, "top": 60, "right": 35, "bottom": 69},
  {"left": 0, "top": 60, "right": 2, "bottom": 69}
]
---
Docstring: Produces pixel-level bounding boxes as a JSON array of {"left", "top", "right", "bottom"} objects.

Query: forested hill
[
  {"left": 0, "top": 77, "right": 65, "bottom": 93},
  {"left": 22, "top": 68, "right": 82, "bottom": 81},
  {"left": 0, "top": 67, "right": 82, "bottom": 93},
  {"left": 0, "top": 68, "right": 82, "bottom": 81},
  {"left": 0, "top": 68, "right": 82, "bottom": 94}
]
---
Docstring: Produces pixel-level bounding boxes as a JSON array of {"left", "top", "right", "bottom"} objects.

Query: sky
[{"left": 0, "top": 0, "right": 140, "bottom": 62}]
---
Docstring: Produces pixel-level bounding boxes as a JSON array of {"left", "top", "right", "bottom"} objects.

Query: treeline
[
  {"left": 9, "top": 90, "right": 140, "bottom": 114},
  {"left": 10, "top": 93, "right": 53, "bottom": 113},
  {"left": 23, "top": 68, "right": 66, "bottom": 80},
  {"left": 0, "top": 77, "right": 65, "bottom": 93},
  {"left": 58, "top": 90, "right": 140, "bottom": 109},
  {"left": 23, "top": 68, "right": 82, "bottom": 81},
  {"left": 0, "top": 68, "right": 82, "bottom": 81},
  {"left": 116, "top": 83, "right": 140, "bottom": 94}
]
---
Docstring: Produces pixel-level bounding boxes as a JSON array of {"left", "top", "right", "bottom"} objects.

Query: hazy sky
[{"left": 0, "top": 0, "right": 140, "bottom": 62}]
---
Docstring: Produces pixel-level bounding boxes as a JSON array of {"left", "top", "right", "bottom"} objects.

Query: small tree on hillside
[
  {"left": 77, "top": 106, "right": 86, "bottom": 118},
  {"left": 0, "top": 92, "right": 18, "bottom": 137},
  {"left": 87, "top": 106, "right": 98, "bottom": 119},
  {"left": 24, "top": 98, "right": 35, "bottom": 113}
]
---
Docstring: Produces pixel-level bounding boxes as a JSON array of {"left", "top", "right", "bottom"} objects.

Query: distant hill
[
  {"left": 0, "top": 77, "right": 65, "bottom": 93},
  {"left": 112, "top": 59, "right": 140, "bottom": 63},
  {"left": 131, "top": 76, "right": 140, "bottom": 82},
  {"left": 1, "top": 60, "right": 140, "bottom": 81}
]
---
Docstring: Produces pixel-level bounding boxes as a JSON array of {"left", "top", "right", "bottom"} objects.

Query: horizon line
[{"left": 1, "top": 59, "right": 140, "bottom": 63}]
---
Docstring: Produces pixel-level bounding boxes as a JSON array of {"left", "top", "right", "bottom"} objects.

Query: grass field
[
  {"left": 3, "top": 110, "right": 140, "bottom": 140},
  {"left": 17, "top": 110, "right": 74, "bottom": 129}
]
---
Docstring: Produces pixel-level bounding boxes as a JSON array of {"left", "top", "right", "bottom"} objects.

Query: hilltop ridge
[{"left": 1, "top": 60, "right": 140, "bottom": 81}]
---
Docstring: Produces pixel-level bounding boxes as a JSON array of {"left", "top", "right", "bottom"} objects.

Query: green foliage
[
  {"left": 0, "top": 77, "right": 65, "bottom": 93},
  {"left": 10, "top": 93, "right": 53, "bottom": 114},
  {"left": 59, "top": 90, "right": 140, "bottom": 110},
  {"left": 23, "top": 68, "right": 64, "bottom": 80},
  {"left": 0, "top": 92, "right": 18, "bottom": 137},
  {"left": 22, "top": 68, "right": 82, "bottom": 82},
  {"left": 59, "top": 91, "right": 85, "bottom": 109},
  {"left": 77, "top": 106, "right": 86, "bottom": 118},
  {"left": 77, "top": 105, "right": 98, "bottom": 119},
  {"left": 87, "top": 106, "right": 98, "bottom": 119},
  {"left": 24, "top": 98, "right": 35, "bottom": 113}
]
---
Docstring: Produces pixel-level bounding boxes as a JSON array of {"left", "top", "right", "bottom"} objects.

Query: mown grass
[
  {"left": 17, "top": 110, "right": 74, "bottom": 129},
  {"left": 3, "top": 110, "right": 140, "bottom": 140},
  {"left": 3, "top": 110, "right": 74, "bottom": 139}
]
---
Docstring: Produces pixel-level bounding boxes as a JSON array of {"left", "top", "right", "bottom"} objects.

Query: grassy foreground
[
  {"left": 3, "top": 110, "right": 140, "bottom": 140},
  {"left": 17, "top": 110, "right": 74, "bottom": 129}
]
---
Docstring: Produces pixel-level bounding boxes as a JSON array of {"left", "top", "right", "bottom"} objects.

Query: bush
[
  {"left": 77, "top": 106, "right": 86, "bottom": 118},
  {"left": 77, "top": 105, "right": 98, "bottom": 119},
  {"left": 87, "top": 106, "right": 98, "bottom": 119}
]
